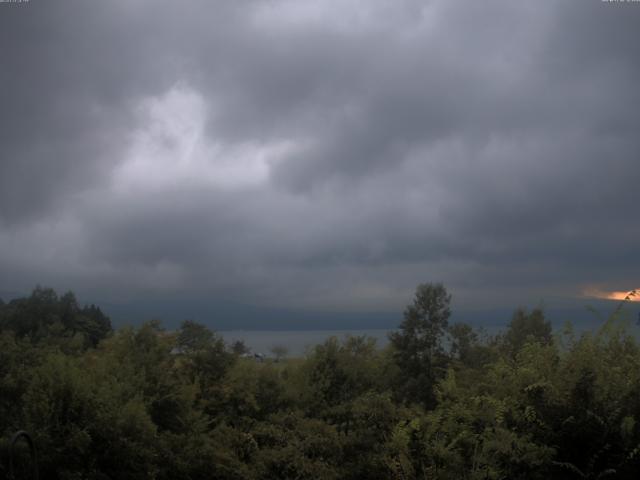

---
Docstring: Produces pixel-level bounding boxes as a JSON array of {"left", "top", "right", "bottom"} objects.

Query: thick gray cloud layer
[{"left": 1, "top": 0, "right": 639, "bottom": 318}]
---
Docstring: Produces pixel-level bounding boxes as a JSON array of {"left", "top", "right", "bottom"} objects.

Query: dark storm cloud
[{"left": 0, "top": 0, "right": 639, "bottom": 316}]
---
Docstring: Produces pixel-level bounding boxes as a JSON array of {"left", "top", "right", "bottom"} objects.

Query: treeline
[{"left": 1, "top": 285, "right": 640, "bottom": 479}]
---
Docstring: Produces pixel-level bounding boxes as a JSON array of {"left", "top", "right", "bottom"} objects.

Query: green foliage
[
  {"left": 502, "top": 307, "right": 552, "bottom": 355},
  {"left": 2, "top": 284, "right": 640, "bottom": 479},
  {"left": 251, "top": 413, "right": 342, "bottom": 479},
  {"left": 304, "top": 335, "right": 382, "bottom": 410},
  {"left": 389, "top": 283, "right": 452, "bottom": 407},
  {"left": 177, "top": 319, "right": 216, "bottom": 353},
  {"left": 22, "top": 353, "right": 158, "bottom": 479},
  {"left": 231, "top": 339, "right": 251, "bottom": 356},
  {"left": 0, "top": 286, "right": 111, "bottom": 349}
]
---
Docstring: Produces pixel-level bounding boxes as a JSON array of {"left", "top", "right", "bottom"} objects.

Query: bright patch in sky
[
  {"left": 584, "top": 287, "right": 639, "bottom": 302},
  {"left": 114, "top": 85, "right": 294, "bottom": 192}
]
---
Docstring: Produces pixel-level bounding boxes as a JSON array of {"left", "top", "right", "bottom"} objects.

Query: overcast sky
[{"left": 1, "top": 1, "right": 639, "bottom": 326}]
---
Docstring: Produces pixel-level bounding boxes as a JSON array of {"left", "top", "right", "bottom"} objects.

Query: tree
[
  {"left": 231, "top": 339, "right": 250, "bottom": 356},
  {"left": 305, "top": 336, "right": 381, "bottom": 410},
  {"left": 78, "top": 303, "right": 112, "bottom": 347},
  {"left": 503, "top": 307, "right": 552, "bottom": 355},
  {"left": 0, "top": 287, "right": 111, "bottom": 348},
  {"left": 175, "top": 320, "right": 234, "bottom": 401},
  {"left": 176, "top": 320, "right": 214, "bottom": 353},
  {"left": 448, "top": 322, "right": 477, "bottom": 365},
  {"left": 389, "top": 283, "right": 451, "bottom": 408}
]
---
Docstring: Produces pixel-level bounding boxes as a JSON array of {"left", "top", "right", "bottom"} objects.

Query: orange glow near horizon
[{"left": 584, "top": 287, "right": 639, "bottom": 302}]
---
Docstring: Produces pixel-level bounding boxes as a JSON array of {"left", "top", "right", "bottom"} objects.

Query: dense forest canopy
[{"left": 1, "top": 285, "right": 640, "bottom": 479}]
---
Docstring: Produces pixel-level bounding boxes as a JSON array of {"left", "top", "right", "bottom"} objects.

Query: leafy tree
[
  {"left": 339, "top": 391, "right": 406, "bottom": 479},
  {"left": 251, "top": 412, "right": 342, "bottom": 479},
  {"left": 304, "top": 336, "right": 382, "bottom": 411},
  {"left": 220, "top": 360, "right": 289, "bottom": 423},
  {"left": 231, "top": 339, "right": 250, "bottom": 356},
  {"left": 3, "top": 281, "right": 640, "bottom": 479},
  {"left": 447, "top": 323, "right": 499, "bottom": 376},
  {"left": 177, "top": 319, "right": 215, "bottom": 353},
  {"left": 0, "top": 287, "right": 112, "bottom": 348},
  {"left": 173, "top": 320, "right": 235, "bottom": 420},
  {"left": 77, "top": 303, "right": 112, "bottom": 347},
  {"left": 22, "top": 353, "right": 158, "bottom": 479},
  {"left": 389, "top": 283, "right": 451, "bottom": 408},
  {"left": 448, "top": 322, "right": 477, "bottom": 363},
  {"left": 503, "top": 307, "right": 552, "bottom": 355}
]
